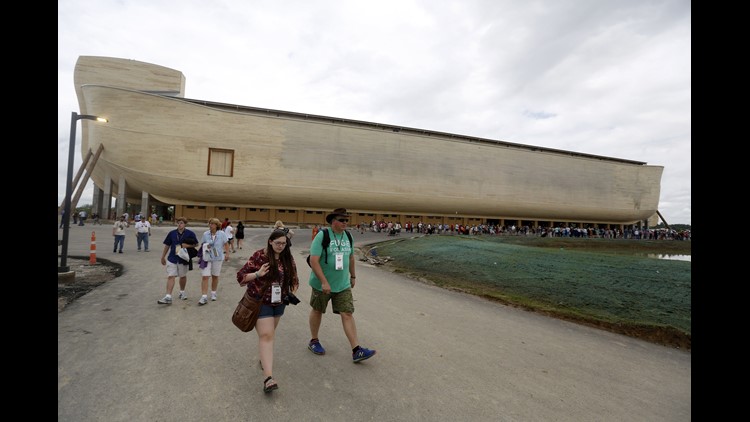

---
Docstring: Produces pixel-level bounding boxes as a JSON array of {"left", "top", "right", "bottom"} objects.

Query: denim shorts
[
  {"left": 309, "top": 288, "right": 354, "bottom": 314},
  {"left": 258, "top": 303, "right": 286, "bottom": 319}
]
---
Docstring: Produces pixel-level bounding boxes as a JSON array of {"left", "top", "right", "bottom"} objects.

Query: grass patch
[{"left": 368, "top": 235, "right": 691, "bottom": 350}]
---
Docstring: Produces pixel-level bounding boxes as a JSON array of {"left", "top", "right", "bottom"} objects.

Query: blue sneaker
[
  {"left": 308, "top": 339, "right": 325, "bottom": 355},
  {"left": 352, "top": 347, "right": 376, "bottom": 363}
]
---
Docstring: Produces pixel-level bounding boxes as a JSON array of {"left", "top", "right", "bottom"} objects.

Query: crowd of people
[
  {"left": 149, "top": 208, "right": 376, "bottom": 394},
  {"left": 362, "top": 220, "right": 691, "bottom": 240},
  {"left": 61, "top": 210, "right": 165, "bottom": 228}
]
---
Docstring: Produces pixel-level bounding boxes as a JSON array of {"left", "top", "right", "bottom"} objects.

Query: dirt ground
[{"left": 58, "top": 257, "right": 123, "bottom": 312}]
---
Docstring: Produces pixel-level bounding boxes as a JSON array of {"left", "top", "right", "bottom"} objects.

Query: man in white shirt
[
  {"left": 112, "top": 215, "right": 129, "bottom": 253},
  {"left": 136, "top": 218, "right": 152, "bottom": 251},
  {"left": 78, "top": 210, "right": 87, "bottom": 226}
]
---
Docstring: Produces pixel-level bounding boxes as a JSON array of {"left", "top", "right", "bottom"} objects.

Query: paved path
[{"left": 58, "top": 224, "right": 691, "bottom": 421}]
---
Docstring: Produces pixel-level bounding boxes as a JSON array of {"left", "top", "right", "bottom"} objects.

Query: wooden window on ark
[{"left": 208, "top": 148, "right": 234, "bottom": 177}]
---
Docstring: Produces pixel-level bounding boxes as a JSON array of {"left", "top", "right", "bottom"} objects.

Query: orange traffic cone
[{"left": 90, "top": 231, "right": 97, "bottom": 265}]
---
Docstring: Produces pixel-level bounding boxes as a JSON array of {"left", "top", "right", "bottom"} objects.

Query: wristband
[
  {"left": 351, "top": 276, "right": 356, "bottom": 278},
  {"left": 255, "top": 272, "right": 259, "bottom": 280}
]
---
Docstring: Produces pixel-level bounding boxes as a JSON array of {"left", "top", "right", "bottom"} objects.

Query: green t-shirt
[{"left": 308, "top": 229, "right": 353, "bottom": 293}]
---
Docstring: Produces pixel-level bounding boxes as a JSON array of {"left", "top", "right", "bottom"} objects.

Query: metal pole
[{"left": 59, "top": 112, "right": 79, "bottom": 272}]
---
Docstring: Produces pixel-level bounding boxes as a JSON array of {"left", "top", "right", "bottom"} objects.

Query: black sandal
[{"left": 263, "top": 376, "right": 278, "bottom": 393}]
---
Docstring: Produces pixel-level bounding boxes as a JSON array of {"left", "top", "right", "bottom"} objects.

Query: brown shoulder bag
[{"left": 232, "top": 280, "right": 272, "bottom": 332}]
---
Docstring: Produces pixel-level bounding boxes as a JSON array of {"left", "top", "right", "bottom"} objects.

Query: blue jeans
[
  {"left": 113, "top": 235, "right": 125, "bottom": 252},
  {"left": 136, "top": 232, "right": 149, "bottom": 250}
]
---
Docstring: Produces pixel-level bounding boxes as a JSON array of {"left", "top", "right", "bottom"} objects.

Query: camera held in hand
[{"left": 284, "top": 292, "right": 301, "bottom": 305}]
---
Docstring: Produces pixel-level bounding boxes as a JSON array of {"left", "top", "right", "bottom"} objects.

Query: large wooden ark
[{"left": 73, "top": 56, "right": 663, "bottom": 227}]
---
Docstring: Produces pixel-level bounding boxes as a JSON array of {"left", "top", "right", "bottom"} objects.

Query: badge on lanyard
[
  {"left": 335, "top": 253, "right": 344, "bottom": 270},
  {"left": 271, "top": 283, "right": 282, "bottom": 303}
]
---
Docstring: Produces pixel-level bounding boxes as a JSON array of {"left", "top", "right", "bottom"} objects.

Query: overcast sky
[{"left": 58, "top": 0, "right": 691, "bottom": 225}]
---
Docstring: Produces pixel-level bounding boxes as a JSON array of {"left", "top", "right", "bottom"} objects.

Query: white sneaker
[
  {"left": 157, "top": 295, "right": 172, "bottom": 305},
  {"left": 211, "top": 293, "right": 217, "bottom": 301},
  {"left": 198, "top": 296, "right": 208, "bottom": 306},
  {"left": 178, "top": 292, "right": 188, "bottom": 300}
]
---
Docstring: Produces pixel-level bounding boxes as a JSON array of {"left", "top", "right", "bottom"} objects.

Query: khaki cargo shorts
[{"left": 309, "top": 287, "right": 354, "bottom": 314}]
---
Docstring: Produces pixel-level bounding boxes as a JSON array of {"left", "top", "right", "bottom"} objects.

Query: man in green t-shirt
[{"left": 307, "top": 208, "right": 376, "bottom": 363}]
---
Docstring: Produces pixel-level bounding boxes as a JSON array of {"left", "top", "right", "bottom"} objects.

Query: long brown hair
[{"left": 266, "top": 229, "right": 295, "bottom": 287}]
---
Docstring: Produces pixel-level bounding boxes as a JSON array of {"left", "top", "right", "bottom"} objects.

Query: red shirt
[{"left": 236, "top": 249, "right": 299, "bottom": 305}]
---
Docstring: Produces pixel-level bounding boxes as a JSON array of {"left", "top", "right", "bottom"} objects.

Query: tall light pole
[{"left": 59, "top": 112, "right": 108, "bottom": 273}]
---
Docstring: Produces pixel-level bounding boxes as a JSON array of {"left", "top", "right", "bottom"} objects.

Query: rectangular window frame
[{"left": 208, "top": 148, "right": 235, "bottom": 177}]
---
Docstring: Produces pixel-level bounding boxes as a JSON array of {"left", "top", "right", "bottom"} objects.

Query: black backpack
[{"left": 306, "top": 228, "right": 353, "bottom": 267}]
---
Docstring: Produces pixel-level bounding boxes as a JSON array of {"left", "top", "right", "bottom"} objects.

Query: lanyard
[{"left": 331, "top": 230, "right": 344, "bottom": 247}]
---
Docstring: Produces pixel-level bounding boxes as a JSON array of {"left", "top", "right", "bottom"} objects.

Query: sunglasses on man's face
[{"left": 335, "top": 218, "right": 349, "bottom": 223}]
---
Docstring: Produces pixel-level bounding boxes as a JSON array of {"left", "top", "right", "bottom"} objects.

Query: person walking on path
[
  {"left": 307, "top": 208, "right": 376, "bottom": 363},
  {"left": 236, "top": 229, "right": 300, "bottom": 393},
  {"left": 235, "top": 221, "right": 245, "bottom": 250},
  {"left": 112, "top": 215, "right": 129, "bottom": 253},
  {"left": 157, "top": 217, "right": 199, "bottom": 304},
  {"left": 224, "top": 220, "right": 236, "bottom": 253},
  {"left": 198, "top": 217, "right": 230, "bottom": 305},
  {"left": 135, "top": 218, "right": 152, "bottom": 251}
]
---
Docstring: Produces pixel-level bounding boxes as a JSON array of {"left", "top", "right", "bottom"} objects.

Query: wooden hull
[{"left": 75, "top": 56, "right": 663, "bottom": 224}]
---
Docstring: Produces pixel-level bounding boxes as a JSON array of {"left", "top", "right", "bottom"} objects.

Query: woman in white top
[
  {"left": 224, "top": 221, "right": 236, "bottom": 253},
  {"left": 198, "top": 218, "right": 231, "bottom": 305}
]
